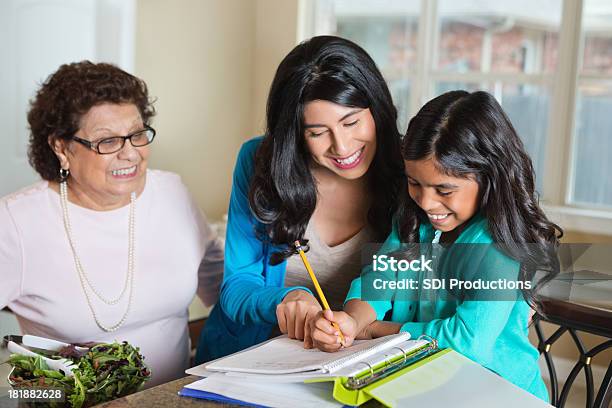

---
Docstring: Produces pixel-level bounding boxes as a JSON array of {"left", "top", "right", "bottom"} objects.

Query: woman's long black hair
[
  {"left": 249, "top": 35, "right": 406, "bottom": 265},
  {"left": 398, "top": 90, "right": 563, "bottom": 310}
]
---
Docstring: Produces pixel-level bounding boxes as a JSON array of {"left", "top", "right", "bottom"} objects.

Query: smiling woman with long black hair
[{"left": 196, "top": 35, "right": 406, "bottom": 362}]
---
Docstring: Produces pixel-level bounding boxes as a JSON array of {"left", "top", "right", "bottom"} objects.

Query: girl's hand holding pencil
[
  {"left": 310, "top": 310, "right": 358, "bottom": 352},
  {"left": 293, "top": 241, "right": 349, "bottom": 348}
]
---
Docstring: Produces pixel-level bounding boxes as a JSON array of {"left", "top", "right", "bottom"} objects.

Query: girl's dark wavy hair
[
  {"left": 27, "top": 60, "right": 155, "bottom": 181},
  {"left": 398, "top": 90, "right": 563, "bottom": 311},
  {"left": 249, "top": 35, "right": 406, "bottom": 265}
]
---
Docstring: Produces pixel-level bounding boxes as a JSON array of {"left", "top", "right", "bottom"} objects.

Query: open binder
[
  {"left": 185, "top": 333, "right": 445, "bottom": 407},
  {"left": 308, "top": 335, "right": 444, "bottom": 406}
]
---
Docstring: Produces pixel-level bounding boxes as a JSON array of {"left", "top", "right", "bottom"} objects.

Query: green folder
[{"left": 306, "top": 338, "right": 449, "bottom": 407}]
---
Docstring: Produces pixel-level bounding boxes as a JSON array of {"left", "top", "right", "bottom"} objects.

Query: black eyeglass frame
[{"left": 70, "top": 125, "right": 156, "bottom": 155}]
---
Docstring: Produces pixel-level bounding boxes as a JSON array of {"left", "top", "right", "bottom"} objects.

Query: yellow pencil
[{"left": 294, "top": 241, "right": 346, "bottom": 346}]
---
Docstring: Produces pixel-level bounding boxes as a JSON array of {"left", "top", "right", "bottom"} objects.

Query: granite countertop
[
  {"left": 0, "top": 375, "right": 239, "bottom": 408},
  {"left": 93, "top": 375, "right": 237, "bottom": 408}
]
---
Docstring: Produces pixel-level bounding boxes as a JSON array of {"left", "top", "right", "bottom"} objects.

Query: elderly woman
[{"left": 0, "top": 61, "right": 224, "bottom": 386}]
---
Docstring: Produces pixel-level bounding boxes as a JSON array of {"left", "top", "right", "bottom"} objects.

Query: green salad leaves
[{"left": 7, "top": 341, "right": 151, "bottom": 408}]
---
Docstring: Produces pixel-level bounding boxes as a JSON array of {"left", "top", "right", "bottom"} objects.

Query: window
[
  {"left": 434, "top": 1, "right": 562, "bottom": 191},
  {"left": 305, "top": 0, "right": 612, "bottom": 233},
  {"left": 310, "top": 0, "right": 421, "bottom": 132},
  {"left": 570, "top": 0, "right": 612, "bottom": 208}
]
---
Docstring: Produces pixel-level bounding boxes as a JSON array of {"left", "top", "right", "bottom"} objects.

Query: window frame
[{"left": 302, "top": 0, "right": 612, "bottom": 235}]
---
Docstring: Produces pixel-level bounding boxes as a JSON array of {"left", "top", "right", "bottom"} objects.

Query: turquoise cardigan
[
  {"left": 196, "top": 137, "right": 312, "bottom": 363},
  {"left": 346, "top": 215, "right": 549, "bottom": 402}
]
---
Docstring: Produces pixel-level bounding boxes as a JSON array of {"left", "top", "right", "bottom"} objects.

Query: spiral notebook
[{"left": 204, "top": 332, "right": 423, "bottom": 375}]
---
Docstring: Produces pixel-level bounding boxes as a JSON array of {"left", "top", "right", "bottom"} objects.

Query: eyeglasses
[{"left": 71, "top": 126, "right": 156, "bottom": 154}]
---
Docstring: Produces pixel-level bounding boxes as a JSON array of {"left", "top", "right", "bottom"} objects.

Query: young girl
[
  {"left": 310, "top": 90, "right": 562, "bottom": 402},
  {"left": 196, "top": 36, "right": 405, "bottom": 363}
]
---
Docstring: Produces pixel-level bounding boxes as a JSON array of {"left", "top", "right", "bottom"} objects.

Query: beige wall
[
  {"left": 135, "top": 0, "right": 257, "bottom": 220},
  {"left": 134, "top": 0, "right": 300, "bottom": 220},
  {"left": 251, "top": 0, "right": 301, "bottom": 134}
]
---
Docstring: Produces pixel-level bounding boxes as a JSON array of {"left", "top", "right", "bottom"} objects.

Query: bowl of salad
[{"left": 6, "top": 340, "right": 151, "bottom": 408}]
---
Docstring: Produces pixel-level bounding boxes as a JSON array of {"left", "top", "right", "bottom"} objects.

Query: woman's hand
[
  {"left": 310, "top": 310, "right": 359, "bottom": 352},
  {"left": 277, "top": 290, "right": 322, "bottom": 345}
]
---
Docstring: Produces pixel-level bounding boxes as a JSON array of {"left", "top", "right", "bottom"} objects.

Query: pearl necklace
[{"left": 59, "top": 181, "right": 135, "bottom": 332}]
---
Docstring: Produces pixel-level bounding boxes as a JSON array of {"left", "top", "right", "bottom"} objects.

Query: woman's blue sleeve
[{"left": 219, "top": 139, "right": 310, "bottom": 325}]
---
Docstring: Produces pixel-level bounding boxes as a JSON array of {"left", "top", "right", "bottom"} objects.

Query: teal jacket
[
  {"left": 346, "top": 215, "right": 549, "bottom": 402},
  {"left": 196, "top": 137, "right": 312, "bottom": 363}
]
